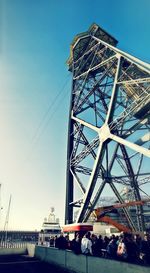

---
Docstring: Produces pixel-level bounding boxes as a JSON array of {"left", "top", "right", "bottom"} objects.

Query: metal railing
[{"left": 0, "top": 241, "right": 35, "bottom": 249}]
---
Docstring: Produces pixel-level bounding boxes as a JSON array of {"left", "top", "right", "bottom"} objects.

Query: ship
[{"left": 38, "top": 207, "right": 61, "bottom": 245}]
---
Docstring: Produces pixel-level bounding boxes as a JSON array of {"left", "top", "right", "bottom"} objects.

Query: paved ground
[{"left": 0, "top": 255, "right": 71, "bottom": 273}]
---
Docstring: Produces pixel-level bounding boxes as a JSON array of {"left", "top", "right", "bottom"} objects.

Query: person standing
[
  {"left": 81, "top": 232, "right": 92, "bottom": 255},
  {"left": 71, "top": 233, "right": 81, "bottom": 254}
]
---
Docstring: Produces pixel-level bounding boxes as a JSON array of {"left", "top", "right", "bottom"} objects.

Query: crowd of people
[{"left": 40, "top": 232, "right": 150, "bottom": 266}]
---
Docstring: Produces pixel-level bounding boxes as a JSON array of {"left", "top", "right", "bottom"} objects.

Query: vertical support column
[{"left": 65, "top": 80, "right": 74, "bottom": 224}]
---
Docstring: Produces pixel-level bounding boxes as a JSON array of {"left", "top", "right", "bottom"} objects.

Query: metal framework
[{"left": 65, "top": 24, "right": 150, "bottom": 232}]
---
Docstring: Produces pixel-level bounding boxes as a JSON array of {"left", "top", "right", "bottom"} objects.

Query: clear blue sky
[{"left": 0, "top": 0, "right": 149, "bottom": 230}]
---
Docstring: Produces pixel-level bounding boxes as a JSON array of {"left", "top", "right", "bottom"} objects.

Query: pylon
[{"left": 65, "top": 24, "right": 150, "bottom": 232}]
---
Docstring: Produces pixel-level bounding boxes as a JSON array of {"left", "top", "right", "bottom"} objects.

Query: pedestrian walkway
[{"left": 0, "top": 255, "right": 71, "bottom": 273}]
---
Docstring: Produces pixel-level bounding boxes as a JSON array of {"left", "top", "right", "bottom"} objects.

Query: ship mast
[
  {"left": 4, "top": 195, "right": 12, "bottom": 242},
  {"left": 0, "top": 184, "right": 2, "bottom": 226}
]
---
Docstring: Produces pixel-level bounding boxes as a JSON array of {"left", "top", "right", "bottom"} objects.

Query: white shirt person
[{"left": 81, "top": 232, "right": 93, "bottom": 255}]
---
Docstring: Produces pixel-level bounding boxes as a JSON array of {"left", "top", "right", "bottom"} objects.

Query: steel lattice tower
[{"left": 65, "top": 24, "right": 150, "bottom": 232}]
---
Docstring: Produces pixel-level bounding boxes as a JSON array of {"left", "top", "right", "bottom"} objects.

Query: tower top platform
[{"left": 67, "top": 23, "right": 118, "bottom": 69}]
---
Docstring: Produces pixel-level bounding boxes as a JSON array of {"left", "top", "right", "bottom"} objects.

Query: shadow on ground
[{"left": 0, "top": 255, "right": 71, "bottom": 273}]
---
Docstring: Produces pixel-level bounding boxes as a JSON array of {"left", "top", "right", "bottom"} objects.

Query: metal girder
[
  {"left": 109, "top": 133, "right": 150, "bottom": 157},
  {"left": 119, "top": 144, "right": 145, "bottom": 231},
  {"left": 109, "top": 182, "right": 137, "bottom": 231},
  {"left": 76, "top": 141, "right": 106, "bottom": 223}
]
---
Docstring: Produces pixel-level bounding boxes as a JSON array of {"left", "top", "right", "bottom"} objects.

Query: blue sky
[{"left": 0, "top": 0, "right": 149, "bottom": 230}]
